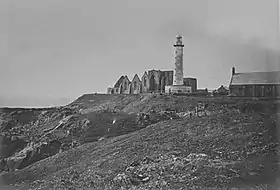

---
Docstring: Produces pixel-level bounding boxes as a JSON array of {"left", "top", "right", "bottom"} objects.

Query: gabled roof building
[
  {"left": 229, "top": 67, "right": 280, "bottom": 98},
  {"left": 130, "top": 74, "right": 142, "bottom": 94},
  {"left": 107, "top": 75, "right": 131, "bottom": 94}
]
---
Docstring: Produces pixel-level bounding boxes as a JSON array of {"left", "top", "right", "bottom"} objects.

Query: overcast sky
[{"left": 1, "top": 0, "right": 280, "bottom": 107}]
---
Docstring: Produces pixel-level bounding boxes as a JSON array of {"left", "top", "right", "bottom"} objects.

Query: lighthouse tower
[
  {"left": 165, "top": 35, "right": 192, "bottom": 94},
  {"left": 173, "top": 35, "right": 184, "bottom": 85}
]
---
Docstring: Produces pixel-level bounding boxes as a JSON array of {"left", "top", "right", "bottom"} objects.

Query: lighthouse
[
  {"left": 165, "top": 35, "right": 192, "bottom": 94},
  {"left": 173, "top": 35, "right": 184, "bottom": 85}
]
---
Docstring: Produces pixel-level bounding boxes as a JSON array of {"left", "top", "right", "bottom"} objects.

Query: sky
[{"left": 1, "top": 0, "right": 280, "bottom": 107}]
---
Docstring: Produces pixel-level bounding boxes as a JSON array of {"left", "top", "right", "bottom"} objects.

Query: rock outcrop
[{"left": 0, "top": 140, "right": 61, "bottom": 172}]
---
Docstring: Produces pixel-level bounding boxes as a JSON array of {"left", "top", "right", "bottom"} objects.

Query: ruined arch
[
  {"left": 120, "top": 84, "right": 123, "bottom": 94},
  {"left": 143, "top": 77, "right": 147, "bottom": 87},
  {"left": 150, "top": 75, "right": 156, "bottom": 91}
]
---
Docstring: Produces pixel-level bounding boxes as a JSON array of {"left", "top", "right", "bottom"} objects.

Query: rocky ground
[{"left": 0, "top": 94, "right": 279, "bottom": 189}]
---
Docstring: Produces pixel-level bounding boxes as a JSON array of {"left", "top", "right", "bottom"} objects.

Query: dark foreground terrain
[{"left": 0, "top": 94, "right": 279, "bottom": 189}]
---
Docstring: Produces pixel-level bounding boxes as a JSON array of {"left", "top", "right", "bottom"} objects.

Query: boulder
[
  {"left": 1, "top": 140, "right": 62, "bottom": 172},
  {"left": 20, "top": 140, "right": 62, "bottom": 168},
  {"left": 10, "top": 136, "right": 18, "bottom": 141},
  {"left": 6, "top": 153, "right": 26, "bottom": 171},
  {"left": 0, "top": 135, "right": 28, "bottom": 159},
  {"left": 0, "top": 158, "right": 8, "bottom": 172}
]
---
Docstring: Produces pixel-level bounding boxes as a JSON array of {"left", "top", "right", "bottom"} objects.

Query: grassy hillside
[{"left": 0, "top": 94, "right": 279, "bottom": 189}]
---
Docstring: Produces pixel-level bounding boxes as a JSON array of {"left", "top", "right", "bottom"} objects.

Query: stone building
[
  {"left": 142, "top": 70, "right": 173, "bottom": 93},
  {"left": 130, "top": 74, "right": 142, "bottom": 94},
  {"left": 107, "top": 35, "right": 199, "bottom": 95},
  {"left": 165, "top": 85, "right": 191, "bottom": 94},
  {"left": 216, "top": 85, "right": 229, "bottom": 95},
  {"left": 141, "top": 71, "right": 149, "bottom": 93},
  {"left": 147, "top": 70, "right": 163, "bottom": 93},
  {"left": 122, "top": 76, "right": 131, "bottom": 94},
  {"left": 108, "top": 70, "right": 173, "bottom": 94},
  {"left": 229, "top": 67, "right": 280, "bottom": 98},
  {"left": 160, "top": 71, "right": 174, "bottom": 92},
  {"left": 107, "top": 75, "right": 130, "bottom": 94},
  {"left": 194, "top": 89, "right": 209, "bottom": 96},
  {"left": 112, "top": 76, "right": 124, "bottom": 94},
  {"left": 107, "top": 87, "right": 114, "bottom": 94},
  {"left": 183, "top": 77, "right": 197, "bottom": 93}
]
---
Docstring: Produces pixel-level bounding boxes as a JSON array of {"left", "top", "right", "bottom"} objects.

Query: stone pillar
[
  {"left": 161, "top": 77, "right": 165, "bottom": 93},
  {"left": 173, "top": 35, "right": 184, "bottom": 85}
]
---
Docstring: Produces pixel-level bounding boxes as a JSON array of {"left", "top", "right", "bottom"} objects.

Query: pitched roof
[
  {"left": 230, "top": 71, "right": 280, "bottom": 85},
  {"left": 141, "top": 71, "right": 148, "bottom": 79},
  {"left": 217, "top": 85, "right": 229, "bottom": 91},
  {"left": 114, "top": 76, "right": 125, "bottom": 88},
  {"left": 131, "top": 74, "right": 141, "bottom": 82},
  {"left": 124, "top": 75, "right": 131, "bottom": 83}
]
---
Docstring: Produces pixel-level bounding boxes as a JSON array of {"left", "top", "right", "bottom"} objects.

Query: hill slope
[{"left": 0, "top": 94, "right": 279, "bottom": 189}]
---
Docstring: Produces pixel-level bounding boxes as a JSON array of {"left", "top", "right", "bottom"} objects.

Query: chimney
[{"left": 232, "top": 67, "right": 235, "bottom": 75}]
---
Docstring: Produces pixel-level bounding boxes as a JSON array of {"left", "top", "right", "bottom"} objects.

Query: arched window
[
  {"left": 144, "top": 78, "right": 147, "bottom": 87},
  {"left": 124, "top": 80, "right": 127, "bottom": 90},
  {"left": 134, "top": 81, "right": 137, "bottom": 88},
  {"left": 150, "top": 75, "right": 156, "bottom": 91}
]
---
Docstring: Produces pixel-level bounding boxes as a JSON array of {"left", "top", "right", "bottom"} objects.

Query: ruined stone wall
[
  {"left": 148, "top": 70, "right": 162, "bottom": 93},
  {"left": 141, "top": 73, "right": 149, "bottom": 93},
  {"left": 164, "top": 71, "right": 174, "bottom": 86},
  {"left": 165, "top": 85, "right": 191, "bottom": 94},
  {"left": 113, "top": 87, "right": 121, "bottom": 94},
  {"left": 131, "top": 76, "right": 142, "bottom": 94},
  {"left": 107, "top": 87, "right": 114, "bottom": 94},
  {"left": 161, "top": 71, "right": 173, "bottom": 92},
  {"left": 119, "top": 77, "right": 130, "bottom": 94},
  {"left": 108, "top": 70, "right": 174, "bottom": 94},
  {"left": 123, "top": 87, "right": 131, "bottom": 94},
  {"left": 131, "top": 82, "right": 141, "bottom": 94},
  {"left": 183, "top": 78, "right": 197, "bottom": 93}
]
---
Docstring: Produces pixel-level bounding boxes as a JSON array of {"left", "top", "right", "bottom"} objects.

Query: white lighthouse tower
[
  {"left": 173, "top": 35, "right": 184, "bottom": 85},
  {"left": 165, "top": 35, "right": 192, "bottom": 94}
]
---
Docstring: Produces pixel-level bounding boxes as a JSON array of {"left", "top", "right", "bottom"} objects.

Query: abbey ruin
[{"left": 107, "top": 35, "right": 198, "bottom": 94}]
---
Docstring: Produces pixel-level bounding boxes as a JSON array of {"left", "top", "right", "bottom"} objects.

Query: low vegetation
[{"left": 0, "top": 94, "right": 279, "bottom": 189}]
